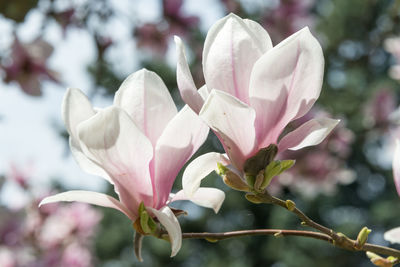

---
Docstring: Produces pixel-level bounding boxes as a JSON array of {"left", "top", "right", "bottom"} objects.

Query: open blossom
[
  {"left": 174, "top": 13, "right": 339, "bottom": 196},
  {"left": 39, "top": 69, "right": 225, "bottom": 256},
  {"left": 1, "top": 36, "right": 59, "bottom": 96},
  {"left": 384, "top": 139, "right": 400, "bottom": 244}
]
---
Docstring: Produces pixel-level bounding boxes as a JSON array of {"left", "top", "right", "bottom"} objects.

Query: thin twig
[{"left": 182, "top": 229, "right": 332, "bottom": 242}]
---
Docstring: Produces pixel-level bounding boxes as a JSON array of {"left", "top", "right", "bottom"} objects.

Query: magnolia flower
[
  {"left": 1, "top": 36, "right": 59, "bottom": 96},
  {"left": 39, "top": 69, "right": 225, "bottom": 257},
  {"left": 175, "top": 13, "right": 339, "bottom": 196},
  {"left": 384, "top": 139, "right": 400, "bottom": 244}
]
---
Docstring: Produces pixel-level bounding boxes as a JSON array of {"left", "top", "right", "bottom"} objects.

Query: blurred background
[{"left": 1, "top": 0, "right": 400, "bottom": 266}]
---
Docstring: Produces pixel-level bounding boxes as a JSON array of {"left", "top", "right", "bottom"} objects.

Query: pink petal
[
  {"left": 114, "top": 69, "right": 177, "bottom": 146},
  {"left": 203, "top": 13, "right": 272, "bottom": 104},
  {"left": 200, "top": 90, "right": 257, "bottom": 171},
  {"left": 77, "top": 106, "right": 153, "bottom": 215},
  {"left": 393, "top": 139, "right": 400, "bottom": 197},
  {"left": 153, "top": 105, "right": 209, "bottom": 208},
  {"left": 171, "top": 188, "right": 225, "bottom": 213},
  {"left": 182, "top": 152, "right": 229, "bottom": 196},
  {"left": 384, "top": 226, "right": 400, "bottom": 244},
  {"left": 278, "top": 118, "right": 340, "bottom": 152},
  {"left": 174, "top": 36, "right": 204, "bottom": 114},
  {"left": 39, "top": 190, "right": 135, "bottom": 221},
  {"left": 249, "top": 27, "right": 324, "bottom": 148},
  {"left": 149, "top": 206, "right": 182, "bottom": 257}
]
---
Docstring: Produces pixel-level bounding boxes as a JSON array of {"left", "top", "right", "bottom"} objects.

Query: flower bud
[
  {"left": 285, "top": 200, "right": 296, "bottom": 211},
  {"left": 354, "top": 226, "right": 371, "bottom": 249},
  {"left": 367, "top": 252, "right": 397, "bottom": 267},
  {"left": 218, "top": 162, "right": 250, "bottom": 191},
  {"left": 134, "top": 202, "right": 158, "bottom": 235}
]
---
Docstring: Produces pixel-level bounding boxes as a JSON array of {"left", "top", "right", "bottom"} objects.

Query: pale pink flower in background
[
  {"left": 135, "top": 23, "right": 169, "bottom": 54},
  {"left": 363, "top": 89, "right": 397, "bottom": 130},
  {"left": 175, "top": 13, "right": 339, "bottom": 196},
  {"left": 39, "top": 69, "right": 225, "bottom": 256},
  {"left": 262, "top": 0, "right": 316, "bottom": 42},
  {"left": 163, "top": 0, "right": 199, "bottom": 35},
  {"left": 61, "top": 242, "right": 92, "bottom": 267},
  {"left": 0, "top": 247, "right": 16, "bottom": 267},
  {"left": 1, "top": 36, "right": 59, "bottom": 96},
  {"left": 38, "top": 203, "right": 102, "bottom": 248}
]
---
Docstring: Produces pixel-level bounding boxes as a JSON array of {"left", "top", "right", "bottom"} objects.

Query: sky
[{"left": 0, "top": 0, "right": 224, "bottom": 208}]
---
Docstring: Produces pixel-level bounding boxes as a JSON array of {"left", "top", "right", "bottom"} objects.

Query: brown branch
[
  {"left": 181, "top": 228, "right": 400, "bottom": 260},
  {"left": 182, "top": 229, "right": 332, "bottom": 242},
  {"left": 246, "top": 191, "right": 400, "bottom": 261},
  {"left": 250, "top": 192, "right": 340, "bottom": 239}
]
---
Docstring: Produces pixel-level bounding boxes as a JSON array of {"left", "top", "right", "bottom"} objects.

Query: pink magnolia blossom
[
  {"left": 262, "top": 0, "right": 316, "bottom": 42},
  {"left": 39, "top": 69, "right": 225, "bottom": 256},
  {"left": 163, "top": 0, "right": 199, "bottom": 35},
  {"left": 174, "top": 13, "right": 339, "bottom": 196},
  {"left": 1, "top": 37, "right": 59, "bottom": 96},
  {"left": 384, "top": 139, "right": 400, "bottom": 244},
  {"left": 364, "top": 89, "right": 397, "bottom": 130}
]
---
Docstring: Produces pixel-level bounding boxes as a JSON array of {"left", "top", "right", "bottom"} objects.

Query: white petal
[
  {"left": 182, "top": 152, "right": 228, "bottom": 196},
  {"left": 171, "top": 188, "right": 225, "bottom": 213},
  {"left": 174, "top": 36, "right": 204, "bottom": 114},
  {"left": 150, "top": 206, "right": 182, "bottom": 257},
  {"left": 393, "top": 139, "right": 400, "bottom": 196},
  {"left": 62, "top": 89, "right": 112, "bottom": 183},
  {"left": 200, "top": 90, "right": 257, "bottom": 170},
  {"left": 249, "top": 27, "right": 324, "bottom": 147},
  {"left": 78, "top": 106, "right": 154, "bottom": 213},
  {"left": 278, "top": 118, "right": 340, "bottom": 151},
  {"left": 114, "top": 69, "right": 177, "bottom": 146},
  {"left": 153, "top": 105, "right": 209, "bottom": 208},
  {"left": 384, "top": 227, "right": 400, "bottom": 244},
  {"left": 62, "top": 88, "right": 95, "bottom": 138},
  {"left": 203, "top": 13, "right": 272, "bottom": 103},
  {"left": 39, "top": 190, "right": 135, "bottom": 220},
  {"left": 69, "top": 138, "right": 113, "bottom": 183}
]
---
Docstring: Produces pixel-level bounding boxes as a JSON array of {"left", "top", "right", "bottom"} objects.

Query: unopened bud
[
  {"left": 355, "top": 226, "right": 371, "bottom": 249},
  {"left": 367, "top": 252, "right": 396, "bottom": 267},
  {"left": 205, "top": 237, "right": 219, "bottom": 243},
  {"left": 136, "top": 202, "right": 158, "bottom": 235},
  {"left": 216, "top": 162, "right": 227, "bottom": 176},
  {"left": 253, "top": 170, "right": 265, "bottom": 193},
  {"left": 219, "top": 164, "right": 250, "bottom": 192},
  {"left": 274, "top": 231, "right": 283, "bottom": 237},
  {"left": 285, "top": 200, "right": 296, "bottom": 211}
]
